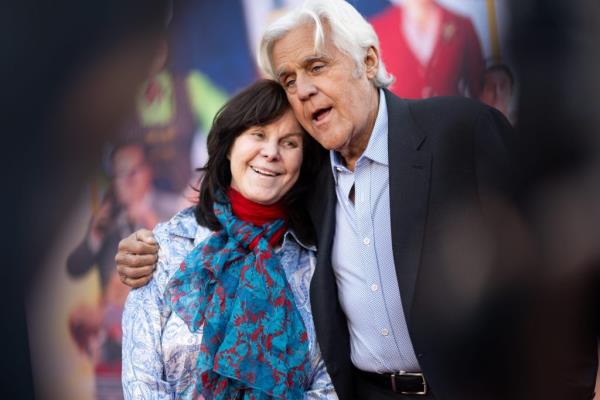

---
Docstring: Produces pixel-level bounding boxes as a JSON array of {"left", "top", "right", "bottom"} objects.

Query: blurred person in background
[
  {"left": 68, "top": 142, "right": 180, "bottom": 291},
  {"left": 370, "top": 0, "right": 484, "bottom": 99},
  {"left": 66, "top": 142, "right": 180, "bottom": 393},
  {"left": 479, "top": 63, "right": 516, "bottom": 124}
]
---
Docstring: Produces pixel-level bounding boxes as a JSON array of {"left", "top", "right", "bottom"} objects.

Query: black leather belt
[{"left": 354, "top": 367, "right": 428, "bottom": 395}]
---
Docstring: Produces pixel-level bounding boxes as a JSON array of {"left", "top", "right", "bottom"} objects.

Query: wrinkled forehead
[{"left": 270, "top": 19, "right": 349, "bottom": 71}]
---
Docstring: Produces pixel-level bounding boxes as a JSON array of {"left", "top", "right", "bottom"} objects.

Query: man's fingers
[
  {"left": 117, "top": 264, "right": 155, "bottom": 280},
  {"left": 115, "top": 252, "right": 158, "bottom": 269},
  {"left": 120, "top": 274, "right": 152, "bottom": 289},
  {"left": 135, "top": 229, "right": 157, "bottom": 245},
  {"left": 118, "top": 234, "right": 158, "bottom": 255}
]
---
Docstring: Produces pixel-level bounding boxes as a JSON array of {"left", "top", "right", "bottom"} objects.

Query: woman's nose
[{"left": 260, "top": 140, "right": 279, "bottom": 161}]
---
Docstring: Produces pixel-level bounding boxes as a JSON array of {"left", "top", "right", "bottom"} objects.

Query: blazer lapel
[
  {"left": 307, "top": 157, "right": 356, "bottom": 400},
  {"left": 385, "top": 90, "right": 431, "bottom": 322},
  {"left": 307, "top": 162, "right": 339, "bottom": 355}
]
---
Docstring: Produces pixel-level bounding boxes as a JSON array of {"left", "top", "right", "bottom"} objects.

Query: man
[
  {"left": 116, "top": 1, "right": 597, "bottom": 399},
  {"left": 479, "top": 64, "right": 515, "bottom": 124}
]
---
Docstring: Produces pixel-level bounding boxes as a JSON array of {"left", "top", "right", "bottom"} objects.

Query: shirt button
[
  {"left": 371, "top": 284, "right": 378, "bottom": 292},
  {"left": 363, "top": 237, "right": 370, "bottom": 245},
  {"left": 381, "top": 328, "right": 389, "bottom": 336}
]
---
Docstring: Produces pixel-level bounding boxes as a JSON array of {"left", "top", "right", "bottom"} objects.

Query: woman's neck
[{"left": 404, "top": 0, "right": 440, "bottom": 31}]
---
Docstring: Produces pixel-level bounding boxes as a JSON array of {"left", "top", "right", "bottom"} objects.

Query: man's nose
[{"left": 296, "top": 74, "right": 317, "bottom": 101}]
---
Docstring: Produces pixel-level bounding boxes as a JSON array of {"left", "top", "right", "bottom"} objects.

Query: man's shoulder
[
  {"left": 392, "top": 95, "right": 496, "bottom": 133},
  {"left": 403, "top": 95, "right": 486, "bottom": 118},
  {"left": 385, "top": 93, "right": 512, "bottom": 150}
]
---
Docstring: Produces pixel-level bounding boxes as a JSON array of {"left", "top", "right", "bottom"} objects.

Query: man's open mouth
[
  {"left": 251, "top": 166, "right": 280, "bottom": 177},
  {"left": 312, "top": 107, "right": 332, "bottom": 123}
]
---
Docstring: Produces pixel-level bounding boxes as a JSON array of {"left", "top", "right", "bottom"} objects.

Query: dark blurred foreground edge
[{"left": 1, "top": 0, "right": 172, "bottom": 397}]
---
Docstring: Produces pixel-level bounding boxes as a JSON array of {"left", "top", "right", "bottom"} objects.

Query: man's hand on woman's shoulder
[{"left": 115, "top": 229, "right": 158, "bottom": 288}]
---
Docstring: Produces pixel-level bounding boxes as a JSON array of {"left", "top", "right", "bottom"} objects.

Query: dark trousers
[{"left": 354, "top": 369, "right": 436, "bottom": 400}]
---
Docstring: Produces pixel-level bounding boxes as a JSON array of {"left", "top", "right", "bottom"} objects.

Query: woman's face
[{"left": 229, "top": 109, "right": 304, "bottom": 205}]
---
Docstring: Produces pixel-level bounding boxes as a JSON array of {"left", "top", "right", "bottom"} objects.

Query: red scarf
[{"left": 227, "top": 188, "right": 287, "bottom": 249}]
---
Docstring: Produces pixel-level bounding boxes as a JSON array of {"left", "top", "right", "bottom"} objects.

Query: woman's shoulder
[
  {"left": 153, "top": 207, "right": 197, "bottom": 240},
  {"left": 152, "top": 207, "right": 211, "bottom": 291}
]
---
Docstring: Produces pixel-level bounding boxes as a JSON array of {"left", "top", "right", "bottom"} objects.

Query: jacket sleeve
[
  {"left": 303, "top": 353, "right": 338, "bottom": 399},
  {"left": 121, "top": 224, "right": 175, "bottom": 400}
]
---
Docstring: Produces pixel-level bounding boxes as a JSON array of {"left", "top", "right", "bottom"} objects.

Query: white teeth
[{"left": 251, "top": 166, "right": 279, "bottom": 177}]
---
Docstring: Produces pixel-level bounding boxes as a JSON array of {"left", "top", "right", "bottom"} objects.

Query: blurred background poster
[{"left": 26, "top": 1, "right": 516, "bottom": 398}]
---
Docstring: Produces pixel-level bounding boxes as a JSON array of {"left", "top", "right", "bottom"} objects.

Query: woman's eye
[
  {"left": 251, "top": 131, "right": 264, "bottom": 138},
  {"left": 282, "top": 140, "right": 298, "bottom": 148}
]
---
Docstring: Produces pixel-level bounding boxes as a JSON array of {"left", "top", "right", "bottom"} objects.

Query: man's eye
[
  {"left": 285, "top": 79, "right": 296, "bottom": 88},
  {"left": 312, "top": 64, "right": 324, "bottom": 73}
]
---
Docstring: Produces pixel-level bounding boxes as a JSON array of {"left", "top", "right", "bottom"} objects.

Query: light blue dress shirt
[
  {"left": 122, "top": 207, "right": 337, "bottom": 399},
  {"left": 330, "top": 90, "right": 421, "bottom": 373}
]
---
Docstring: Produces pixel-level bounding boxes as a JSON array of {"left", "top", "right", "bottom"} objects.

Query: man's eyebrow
[
  {"left": 275, "top": 67, "right": 288, "bottom": 81},
  {"left": 303, "top": 55, "right": 326, "bottom": 64},
  {"left": 275, "top": 55, "right": 328, "bottom": 80}
]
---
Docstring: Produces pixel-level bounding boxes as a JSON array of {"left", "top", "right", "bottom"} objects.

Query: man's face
[
  {"left": 480, "top": 69, "right": 513, "bottom": 115},
  {"left": 270, "top": 22, "right": 380, "bottom": 162}
]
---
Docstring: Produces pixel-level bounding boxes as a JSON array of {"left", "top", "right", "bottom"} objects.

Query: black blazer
[{"left": 306, "top": 90, "right": 597, "bottom": 400}]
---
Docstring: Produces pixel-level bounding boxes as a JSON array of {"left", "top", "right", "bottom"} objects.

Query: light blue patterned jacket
[{"left": 122, "top": 207, "right": 337, "bottom": 399}]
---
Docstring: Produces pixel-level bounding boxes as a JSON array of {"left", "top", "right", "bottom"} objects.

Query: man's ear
[{"left": 364, "top": 46, "right": 379, "bottom": 80}]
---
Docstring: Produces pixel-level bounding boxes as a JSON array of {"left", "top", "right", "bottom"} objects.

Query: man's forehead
[{"left": 274, "top": 45, "right": 335, "bottom": 77}]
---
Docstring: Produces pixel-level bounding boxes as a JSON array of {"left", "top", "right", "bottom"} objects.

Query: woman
[
  {"left": 370, "top": 0, "right": 484, "bottom": 99},
  {"left": 121, "top": 79, "right": 335, "bottom": 399}
]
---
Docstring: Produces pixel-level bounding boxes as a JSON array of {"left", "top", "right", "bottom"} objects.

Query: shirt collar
[{"left": 329, "top": 88, "right": 389, "bottom": 182}]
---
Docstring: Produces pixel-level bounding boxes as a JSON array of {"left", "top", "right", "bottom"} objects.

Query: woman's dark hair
[{"left": 194, "top": 79, "right": 326, "bottom": 245}]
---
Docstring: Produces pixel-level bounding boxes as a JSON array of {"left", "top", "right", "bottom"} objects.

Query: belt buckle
[{"left": 390, "top": 371, "right": 427, "bottom": 395}]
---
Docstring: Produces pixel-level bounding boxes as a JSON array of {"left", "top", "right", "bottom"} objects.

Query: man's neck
[{"left": 338, "top": 88, "right": 381, "bottom": 171}]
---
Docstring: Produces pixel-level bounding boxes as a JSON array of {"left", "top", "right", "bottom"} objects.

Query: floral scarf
[{"left": 165, "top": 192, "right": 310, "bottom": 399}]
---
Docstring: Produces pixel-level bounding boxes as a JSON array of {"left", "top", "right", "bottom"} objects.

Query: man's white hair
[{"left": 257, "top": 0, "right": 395, "bottom": 88}]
